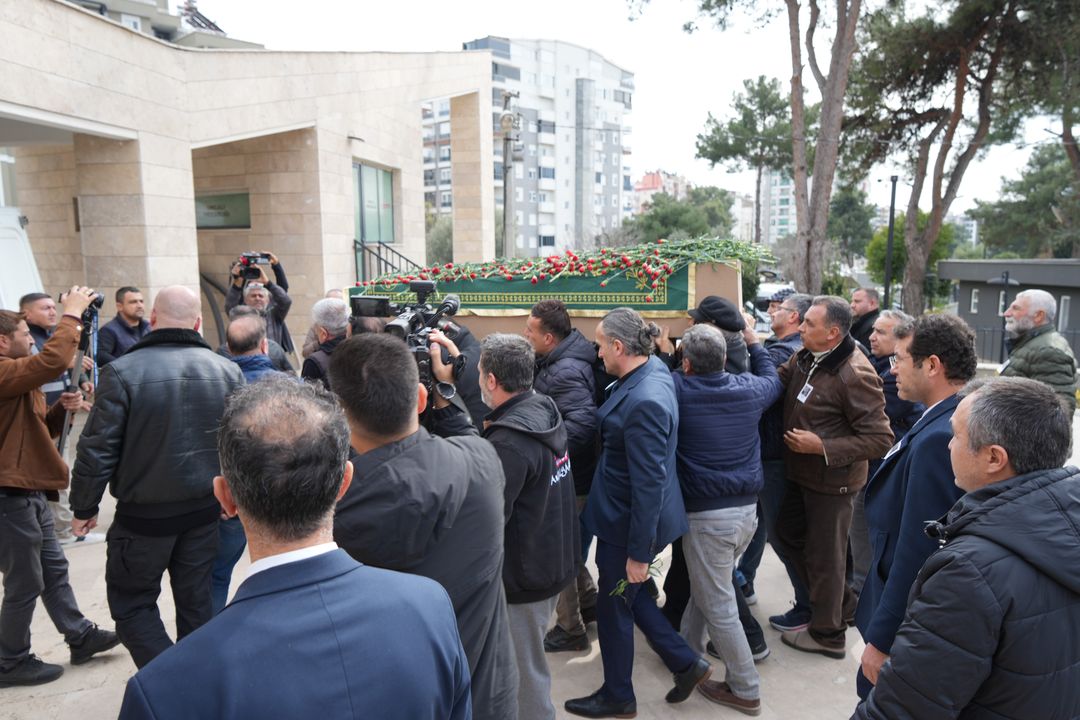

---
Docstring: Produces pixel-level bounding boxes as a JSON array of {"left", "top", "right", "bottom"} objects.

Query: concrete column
[
  {"left": 74, "top": 132, "right": 198, "bottom": 314},
  {"left": 450, "top": 92, "right": 495, "bottom": 262},
  {"left": 14, "top": 144, "right": 81, "bottom": 294}
]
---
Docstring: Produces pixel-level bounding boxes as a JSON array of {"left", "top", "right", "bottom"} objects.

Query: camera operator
[
  {"left": 225, "top": 251, "right": 294, "bottom": 355},
  {"left": 0, "top": 287, "right": 120, "bottom": 688},
  {"left": 328, "top": 332, "right": 518, "bottom": 720}
]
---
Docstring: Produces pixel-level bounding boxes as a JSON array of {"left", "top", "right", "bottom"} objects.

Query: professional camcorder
[
  {"left": 238, "top": 252, "right": 272, "bottom": 280},
  {"left": 350, "top": 280, "right": 463, "bottom": 388}
]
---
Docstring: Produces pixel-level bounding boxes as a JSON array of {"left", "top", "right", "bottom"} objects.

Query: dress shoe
[
  {"left": 780, "top": 629, "right": 846, "bottom": 659},
  {"left": 665, "top": 656, "right": 711, "bottom": 703},
  {"left": 544, "top": 625, "right": 589, "bottom": 653},
  {"left": 0, "top": 655, "right": 64, "bottom": 687},
  {"left": 70, "top": 624, "right": 121, "bottom": 665},
  {"left": 698, "top": 680, "right": 762, "bottom": 716},
  {"left": 565, "top": 690, "right": 637, "bottom": 718}
]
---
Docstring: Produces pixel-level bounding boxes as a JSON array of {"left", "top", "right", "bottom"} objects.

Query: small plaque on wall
[{"left": 195, "top": 193, "right": 251, "bottom": 229}]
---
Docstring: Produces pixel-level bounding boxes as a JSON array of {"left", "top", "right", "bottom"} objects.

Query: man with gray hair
[
  {"left": 71, "top": 286, "right": 245, "bottom": 668},
  {"left": 478, "top": 333, "right": 578, "bottom": 720},
  {"left": 566, "top": 308, "right": 711, "bottom": 718},
  {"left": 1001, "top": 288, "right": 1077, "bottom": 412},
  {"left": 774, "top": 296, "right": 892, "bottom": 659},
  {"left": 671, "top": 321, "right": 783, "bottom": 715},
  {"left": 117, "top": 379, "right": 471, "bottom": 720},
  {"left": 226, "top": 252, "right": 294, "bottom": 355},
  {"left": 856, "top": 377, "right": 1080, "bottom": 719},
  {"left": 301, "top": 298, "right": 349, "bottom": 390},
  {"left": 301, "top": 288, "right": 345, "bottom": 359}
]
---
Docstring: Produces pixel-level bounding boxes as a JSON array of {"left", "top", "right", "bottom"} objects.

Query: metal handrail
[{"left": 355, "top": 239, "right": 422, "bottom": 282}]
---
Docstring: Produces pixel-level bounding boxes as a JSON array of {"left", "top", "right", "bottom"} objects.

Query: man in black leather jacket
[{"left": 70, "top": 286, "right": 245, "bottom": 669}]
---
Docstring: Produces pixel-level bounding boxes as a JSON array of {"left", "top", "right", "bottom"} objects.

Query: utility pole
[
  {"left": 499, "top": 90, "right": 519, "bottom": 259},
  {"left": 883, "top": 174, "right": 898, "bottom": 309}
]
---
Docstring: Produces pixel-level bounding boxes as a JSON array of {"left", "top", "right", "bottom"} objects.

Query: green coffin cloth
[{"left": 350, "top": 264, "right": 698, "bottom": 317}]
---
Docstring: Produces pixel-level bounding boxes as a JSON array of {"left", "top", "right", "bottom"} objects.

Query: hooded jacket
[
  {"left": 533, "top": 328, "right": 599, "bottom": 495},
  {"left": 333, "top": 426, "right": 517, "bottom": 720},
  {"left": 855, "top": 466, "right": 1080, "bottom": 720},
  {"left": 483, "top": 390, "right": 579, "bottom": 604},
  {"left": 70, "top": 329, "right": 245, "bottom": 533}
]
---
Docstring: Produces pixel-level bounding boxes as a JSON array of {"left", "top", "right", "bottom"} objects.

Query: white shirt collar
[{"left": 245, "top": 542, "right": 338, "bottom": 581}]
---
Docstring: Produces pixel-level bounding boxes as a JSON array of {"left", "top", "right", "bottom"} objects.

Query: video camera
[
  {"left": 350, "top": 279, "right": 462, "bottom": 388},
  {"left": 237, "top": 252, "right": 272, "bottom": 280}
]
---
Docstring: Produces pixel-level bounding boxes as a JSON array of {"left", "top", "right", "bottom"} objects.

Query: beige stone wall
[
  {"left": 193, "top": 129, "right": 322, "bottom": 348},
  {"left": 13, "top": 144, "right": 81, "bottom": 294}
]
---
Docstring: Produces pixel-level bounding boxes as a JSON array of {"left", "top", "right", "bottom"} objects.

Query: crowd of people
[{"left": 1, "top": 253, "right": 1079, "bottom": 719}]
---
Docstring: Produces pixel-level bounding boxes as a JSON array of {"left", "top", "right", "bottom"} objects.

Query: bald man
[{"left": 71, "top": 286, "right": 245, "bottom": 669}]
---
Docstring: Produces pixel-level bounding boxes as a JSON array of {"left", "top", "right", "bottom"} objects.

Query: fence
[{"left": 973, "top": 325, "right": 1080, "bottom": 364}]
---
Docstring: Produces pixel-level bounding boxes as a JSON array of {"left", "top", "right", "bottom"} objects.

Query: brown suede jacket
[
  {"left": 778, "top": 334, "right": 893, "bottom": 495},
  {"left": 0, "top": 315, "right": 81, "bottom": 491}
]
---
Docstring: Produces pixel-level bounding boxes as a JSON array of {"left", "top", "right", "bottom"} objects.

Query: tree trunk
[
  {"left": 754, "top": 164, "right": 763, "bottom": 245},
  {"left": 785, "top": 0, "right": 862, "bottom": 294}
]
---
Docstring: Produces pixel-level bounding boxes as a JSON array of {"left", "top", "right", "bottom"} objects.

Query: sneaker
[
  {"left": 706, "top": 640, "right": 770, "bottom": 663},
  {"left": 543, "top": 625, "right": 589, "bottom": 653},
  {"left": 70, "top": 625, "right": 121, "bottom": 665},
  {"left": 740, "top": 581, "right": 757, "bottom": 606},
  {"left": 769, "top": 606, "right": 811, "bottom": 633},
  {"left": 780, "top": 629, "right": 845, "bottom": 660},
  {"left": 697, "top": 680, "right": 762, "bottom": 716},
  {"left": 0, "top": 655, "right": 64, "bottom": 687}
]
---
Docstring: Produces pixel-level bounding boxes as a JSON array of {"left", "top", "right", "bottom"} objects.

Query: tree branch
[{"left": 806, "top": 0, "right": 827, "bottom": 92}]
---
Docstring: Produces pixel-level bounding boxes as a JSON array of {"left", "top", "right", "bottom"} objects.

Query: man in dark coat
[
  {"left": 672, "top": 323, "right": 783, "bottom": 716},
  {"left": 849, "top": 287, "right": 881, "bottom": 353},
  {"left": 329, "top": 333, "right": 517, "bottom": 720},
  {"left": 854, "top": 313, "right": 975, "bottom": 700},
  {"left": 775, "top": 297, "right": 893, "bottom": 659},
  {"left": 480, "top": 333, "right": 578, "bottom": 720},
  {"left": 96, "top": 286, "right": 150, "bottom": 366},
  {"left": 565, "top": 308, "right": 710, "bottom": 719},
  {"left": 300, "top": 298, "right": 348, "bottom": 390},
  {"left": 70, "top": 286, "right": 246, "bottom": 669},
  {"left": 118, "top": 379, "right": 471, "bottom": 720},
  {"left": 855, "top": 377, "right": 1080, "bottom": 720},
  {"left": 526, "top": 299, "right": 599, "bottom": 653}
]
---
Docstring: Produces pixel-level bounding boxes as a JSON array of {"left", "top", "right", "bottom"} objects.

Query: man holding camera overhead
[
  {"left": 226, "top": 251, "right": 295, "bottom": 356},
  {"left": 0, "top": 287, "right": 120, "bottom": 688},
  {"left": 70, "top": 286, "right": 245, "bottom": 669}
]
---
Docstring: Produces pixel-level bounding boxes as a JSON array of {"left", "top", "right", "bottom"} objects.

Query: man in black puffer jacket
[
  {"left": 70, "top": 287, "right": 245, "bottom": 669},
  {"left": 855, "top": 376, "right": 1080, "bottom": 720},
  {"left": 526, "top": 300, "right": 600, "bottom": 652},
  {"left": 480, "top": 333, "right": 578, "bottom": 720}
]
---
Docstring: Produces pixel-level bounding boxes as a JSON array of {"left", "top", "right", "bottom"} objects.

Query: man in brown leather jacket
[
  {"left": 0, "top": 287, "right": 119, "bottom": 688},
  {"left": 774, "top": 296, "right": 892, "bottom": 660}
]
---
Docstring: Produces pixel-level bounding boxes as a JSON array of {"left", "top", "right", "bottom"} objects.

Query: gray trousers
[
  {"left": 0, "top": 493, "right": 91, "bottom": 669},
  {"left": 508, "top": 595, "right": 559, "bottom": 720},
  {"left": 553, "top": 496, "right": 596, "bottom": 636},
  {"left": 50, "top": 490, "right": 74, "bottom": 540},
  {"left": 848, "top": 487, "right": 871, "bottom": 597},
  {"left": 680, "top": 504, "right": 760, "bottom": 701}
]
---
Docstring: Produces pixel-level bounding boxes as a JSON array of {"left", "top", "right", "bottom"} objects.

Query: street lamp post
[{"left": 883, "top": 174, "right": 898, "bottom": 309}]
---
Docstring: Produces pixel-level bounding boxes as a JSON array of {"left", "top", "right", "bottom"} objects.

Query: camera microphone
[{"left": 439, "top": 294, "right": 461, "bottom": 317}]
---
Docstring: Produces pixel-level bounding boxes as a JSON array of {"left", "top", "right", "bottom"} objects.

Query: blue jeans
[
  {"left": 737, "top": 460, "right": 811, "bottom": 611},
  {"left": 211, "top": 517, "right": 247, "bottom": 614}
]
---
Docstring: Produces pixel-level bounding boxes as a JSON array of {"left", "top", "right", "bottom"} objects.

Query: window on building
[
  {"left": 440, "top": 191, "right": 452, "bottom": 208},
  {"left": 538, "top": 120, "right": 555, "bottom": 134},
  {"left": 539, "top": 235, "right": 555, "bottom": 247},
  {"left": 529, "top": 191, "right": 538, "bottom": 202},
  {"left": 970, "top": 288, "right": 980, "bottom": 314},
  {"left": 528, "top": 236, "right": 537, "bottom": 248},
  {"left": 564, "top": 201, "right": 570, "bottom": 209},
  {"left": 120, "top": 13, "right": 142, "bottom": 31},
  {"left": 540, "top": 167, "right": 556, "bottom": 179},
  {"left": 528, "top": 144, "right": 537, "bottom": 157},
  {"left": 439, "top": 146, "right": 451, "bottom": 161},
  {"left": 1060, "top": 296, "right": 1072, "bottom": 331},
  {"left": 439, "top": 168, "right": 451, "bottom": 184},
  {"left": 527, "top": 168, "right": 536, "bottom": 180},
  {"left": 538, "top": 192, "right": 548, "bottom": 203},
  {"left": 528, "top": 214, "right": 537, "bottom": 226},
  {"left": 515, "top": 165, "right": 524, "bottom": 180},
  {"left": 517, "top": 234, "right": 525, "bottom": 248},
  {"left": 354, "top": 163, "right": 395, "bottom": 247},
  {"left": 515, "top": 188, "right": 524, "bottom": 202},
  {"left": 437, "top": 121, "right": 450, "bottom": 137},
  {"left": 423, "top": 169, "right": 435, "bottom": 186},
  {"left": 494, "top": 165, "right": 503, "bottom": 181},
  {"left": 422, "top": 147, "right": 435, "bottom": 163},
  {"left": 596, "top": 172, "right": 603, "bottom": 184},
  {"left": 438, "top": 100, "right": 450, "bottom": 117}
]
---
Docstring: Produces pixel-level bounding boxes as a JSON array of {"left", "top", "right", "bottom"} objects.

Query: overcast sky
[{"left": 193, "top": 0, "right": 1045, "bottom": 215}]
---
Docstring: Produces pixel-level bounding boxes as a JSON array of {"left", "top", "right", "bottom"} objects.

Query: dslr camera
[
  {"left": 237, "top": 252, "right": 272, "bottom": 280},
  {"left": 350, "top": 279, "right": 462, "bottom": 388}
]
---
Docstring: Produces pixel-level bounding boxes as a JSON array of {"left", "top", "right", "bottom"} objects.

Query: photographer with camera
[
  {"left": 225, "top": 251, "right": 294, "bottom": 356},
  {"left": 0, "top": 286, "right": 121, "bottom": 688},
  {"left": 328, "top": 332, "right": 518, "bottom": 720}
]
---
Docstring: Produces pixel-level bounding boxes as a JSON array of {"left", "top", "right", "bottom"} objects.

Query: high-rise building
[
  {"left": 65, "top": 0, "right": 262, "bottom": 48},
  {"left": 423, "top": 36, "right": 633, "bottom": 255},
  {"left": 758, "top": 169, "right": 797, "bottom": 245}
]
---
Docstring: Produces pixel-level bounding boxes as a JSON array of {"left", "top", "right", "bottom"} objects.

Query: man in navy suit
[
  {"left": 565, "top": 308, "right": 710, "bottom": 718},
  {"left": 118, "top": 378, "right": 471, "bottom": 720},
  {"left": 855, "top": 313, "right": 977, "bottom": 700}
]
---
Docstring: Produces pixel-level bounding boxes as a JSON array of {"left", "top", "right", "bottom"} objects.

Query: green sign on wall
[{"left": 195, "top": 193, "right": 251, "bottom": 229}]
